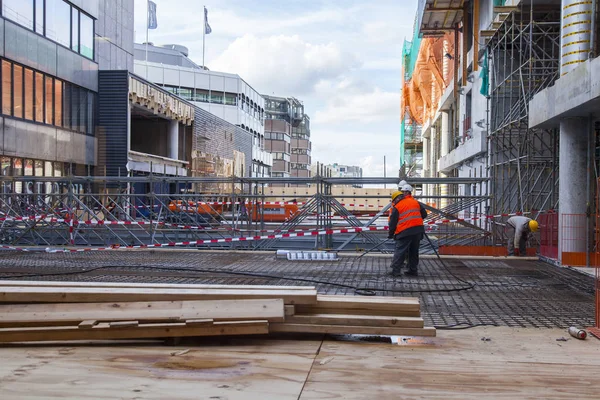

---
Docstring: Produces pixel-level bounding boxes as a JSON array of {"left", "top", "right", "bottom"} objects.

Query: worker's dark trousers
[
  {"left": 390, "top": 233, "right": 423, "bottom": 272},
  {"left": 507, "top": 231, "right": 528, "bottom": 256}
]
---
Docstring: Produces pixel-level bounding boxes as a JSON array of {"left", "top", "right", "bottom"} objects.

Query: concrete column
[
  {"left": 440, "top": 112, "right": 450, "bottom": 156},
  {"left": 429, "top": 127, "right": 436, "bottom": 176},
  {"left": 430, "top": 127, "right": 438, "bottom": 205},
  {"left": 422, "top": 136, "right": 429, "bottom": 197},
  {"left": 440, "top": 112, "right": 450, "bottom": 209},
  {"left": 169, "top": 120, "right": 179, "bottom": 160},
  {"left": 558, "top": 118, "right": 589, "bottom": 259}
]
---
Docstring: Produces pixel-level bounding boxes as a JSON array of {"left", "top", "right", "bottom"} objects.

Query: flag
[
  {"left": 204, "top": 7, "right": 212, "bottom": 34},
  {"left": 479, "top": 48, "right": 489, "bottom": 97},
  {"left": 147, "top": 1, "right": 158, "bottom": 29}
]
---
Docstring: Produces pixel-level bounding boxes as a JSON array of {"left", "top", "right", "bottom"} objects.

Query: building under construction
[{"left": 402, "top": 0, "right": 600, "bottom": 267}]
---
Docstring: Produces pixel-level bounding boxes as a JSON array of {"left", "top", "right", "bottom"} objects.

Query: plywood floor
[{"left": 1, "top": 327, "right": 599, "bottom": 399}]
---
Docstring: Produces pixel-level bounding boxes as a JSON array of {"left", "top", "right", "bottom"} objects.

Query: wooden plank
[
  {"left": 286, "top": 314, "right": 424, "bottom": 328},
  {"left": 284, "top": 305, "right": 295, "bottom": 317},
  {"left": 0, "top": 280, "right": 314, "bottom": 291},
  {"left": 184, "top": 319, "right": 213, "bottom": 326},
  {"left": 109, "top": 321, "right": 139, "bottom": 328},
  {"left": 270, "top": 323, "right": 436, "bottom": 337},
  {"left": 310, "top": 295, "right": 420, "bottom": 312},
  {"left": 77, "top": 320, "right": 97, "bottom": 329},
  {"left": 0, "top": 320, "right": 269, "bottom": 343},
  {"left": 0, "top": 287, "right": 316, "bottom": 305},
  {"left": 295, "top": 307, "right": 421, "bottom": 318},
  {"left": 0, "top": 299, "right": 285, "bottom": 327}
]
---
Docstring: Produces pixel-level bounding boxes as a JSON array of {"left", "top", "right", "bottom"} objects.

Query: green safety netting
[{"left": 400, "top": 12, "right": 423, "bottom": 168}]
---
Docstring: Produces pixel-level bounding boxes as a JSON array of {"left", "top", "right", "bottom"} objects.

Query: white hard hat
[
  {"left": 401, "top": 184, "right": 413, "bottom": 192},
  {"left": 398, "top": 180, "right": 407, "bottom": 188}
]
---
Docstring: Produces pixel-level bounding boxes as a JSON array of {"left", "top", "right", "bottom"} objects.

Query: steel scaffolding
[
  {"left": 0, "top": 175, "right": 489, "bottom": 252},
  {"left": 488, "top": 4, "right": 560, "bottom": 241}
]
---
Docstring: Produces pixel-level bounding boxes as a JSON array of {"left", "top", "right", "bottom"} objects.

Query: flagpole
[
  {"left": 146, "top": 0, "right": 149, "bottom": 77},
  {"left": 202, "top": 5, "right": 206, "bottom": 69}
]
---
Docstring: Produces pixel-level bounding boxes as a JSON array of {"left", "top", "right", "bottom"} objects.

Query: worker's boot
[
  {"left": 388, "top": 267, "right": 403, "bottom": 277},
  {"left": 404, "top": 269, "right": 418, "bottom": 277}
]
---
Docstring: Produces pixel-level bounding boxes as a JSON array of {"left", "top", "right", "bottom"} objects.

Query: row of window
[
  {"left": 2, "top": 0, "right": 94, "bottom": 60},
  {"left": 0, "top": 157, "right": 88, "bottom": 195},
  {"left": 272, "top": 152, "right": 290, "bottom": 162},
  {"left": 291, "top": 148, "right": 311, "bottom": 155},
  {"left": 265, "top": 132, "right": 291, "bottom": 142},
  {"left": 162, "top": 84, "right": 265, "bottom": 120},
  {"left": 1, "top": 58, "right": 96, "bottom": 135},
  {"left": 251, "top": 163, "right": 271, "bottom": 177},
  {"left": 291, "top": 163, "right": 310, "bottom": 170}
]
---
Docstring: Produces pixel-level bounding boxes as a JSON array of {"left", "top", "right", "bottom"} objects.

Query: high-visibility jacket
[{"left": 388, "top": 194, "right": 426, "bottom": 239}]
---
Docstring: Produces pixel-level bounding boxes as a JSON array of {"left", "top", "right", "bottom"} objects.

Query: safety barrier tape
[
  {"left": 41, "top": 226, "right": 392, "bottom": 253},
  {"left": 0, "top": 211, "right": 533, "bottom": 229}
]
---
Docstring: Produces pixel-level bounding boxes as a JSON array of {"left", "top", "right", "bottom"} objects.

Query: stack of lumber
[{"left": 0, "top": 280, "right": 435, "bottom": 343}]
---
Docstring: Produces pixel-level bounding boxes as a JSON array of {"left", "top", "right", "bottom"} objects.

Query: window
[
  {"left": 24, "top": 68, "right": 34, "bottom": 120},
  {"left": 13, "top": 65, "right": 23, "bottom": 118},
  {"left": 194, "top": 89, "right": 209, "bottom": 102},
  {"left": 44, "top": 75, "right": 53, "bottom": 124},
  {"left": 211, "top": 93, "right": 223, "bottom": 104},
  {"left": 54, "top": 79, "right": 62, "bottom": 126},
  {"left": 71, "top": 7, "right": 79, "bottom": 53},
  {"left": 2, "top": 61, "right": 12, "bottom": 115},
  {"left": 79, "top": 12, "right": 94, "bottom": 59},
  {"left": 225, "top": 93, "right": 236, "bottom": 106},
  {"left": 2, "top": 0, "right": 34, "bottom": 30},
  {"left": 1, "top": 58, "right": 95, "bottom": 134},
  {"left": 34, "top": 72, "right": 44, "bottom": 122},
  {"left": 46, "top": 0, "right": 71, "bottom": 48},
  {"left": 178, "top": 88, "right": 192, "bottom": 100}
]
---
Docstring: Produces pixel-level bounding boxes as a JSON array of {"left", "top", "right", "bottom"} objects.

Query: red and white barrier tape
[{"left": 42, "top": 226, "right": 390, "bottom": 253}]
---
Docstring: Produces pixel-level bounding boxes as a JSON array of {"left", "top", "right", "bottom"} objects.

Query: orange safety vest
[{"left": 393, "top": 194, "right": 424, "bottom": 235}]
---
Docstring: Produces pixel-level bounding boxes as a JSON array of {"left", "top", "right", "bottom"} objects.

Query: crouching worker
[
  {"left": 506, "top": 215, "right": 538, "bottom": 256},
  {"left": 388, "top": 184, "right": 427, "bottom": 277}
]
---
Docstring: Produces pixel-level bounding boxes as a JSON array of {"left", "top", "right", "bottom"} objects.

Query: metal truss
[{"left": 487, "top": 4, "right": 560, "bottom": 242}]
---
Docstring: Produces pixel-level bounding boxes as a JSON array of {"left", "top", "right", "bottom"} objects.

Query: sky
[{"left": 133, "top": 0, "right": 417, "bottom": 177}]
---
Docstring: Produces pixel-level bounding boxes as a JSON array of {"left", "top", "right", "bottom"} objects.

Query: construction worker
[
  {"left": 388, "top": 184, "right": 427, "bottom": 277},
  {"left": 506, "top": 215, "right": 539, "bottom": 256}
]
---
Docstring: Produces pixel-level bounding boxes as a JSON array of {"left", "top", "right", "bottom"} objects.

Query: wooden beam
[
  {"left": 294, "top": 307, "right": 421, "bottom": 318},
  {"left": 0, "top": 281, "right": 314, "bottom": 291},
  {"left": 284, "top": 305, "right": 295, "bottom": 317},
  {"left": 109, "top": 321, "right": 139, "bottom": 328},
  {"left": 0, "top": 287, "right": 317, "bottom": 305},
  {"left": 270, "top": 323, "right": 436, "bottom": 337},
  {"left": 183, "top": 319, "right": 213, "bottom": 326},
  {"left": 0, "top": 320, "right": 269, "bottom": 343},
  {"left": 78, "top": 320, "right": 97, "bottom": 329},
  {"left": 0, "top": 299, "right": 285, "bottom": 327},
  {"left": 286, "top": 314, "right": 424, "bottom": 328},
  {"left": 309, "top": 295, "right": 420, "bottom": 313}
]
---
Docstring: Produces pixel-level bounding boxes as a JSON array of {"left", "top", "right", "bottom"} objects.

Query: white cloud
[
  {"left": 211, "top": 34, "right": 358, "bottom": 95},
  {"left": 314, "top": 86, "right": 400, "bottom": 125}
]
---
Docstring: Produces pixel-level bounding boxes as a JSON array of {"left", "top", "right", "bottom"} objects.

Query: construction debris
[{"left": 0, "top": 282, "right": 435, "bottom": 343}]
